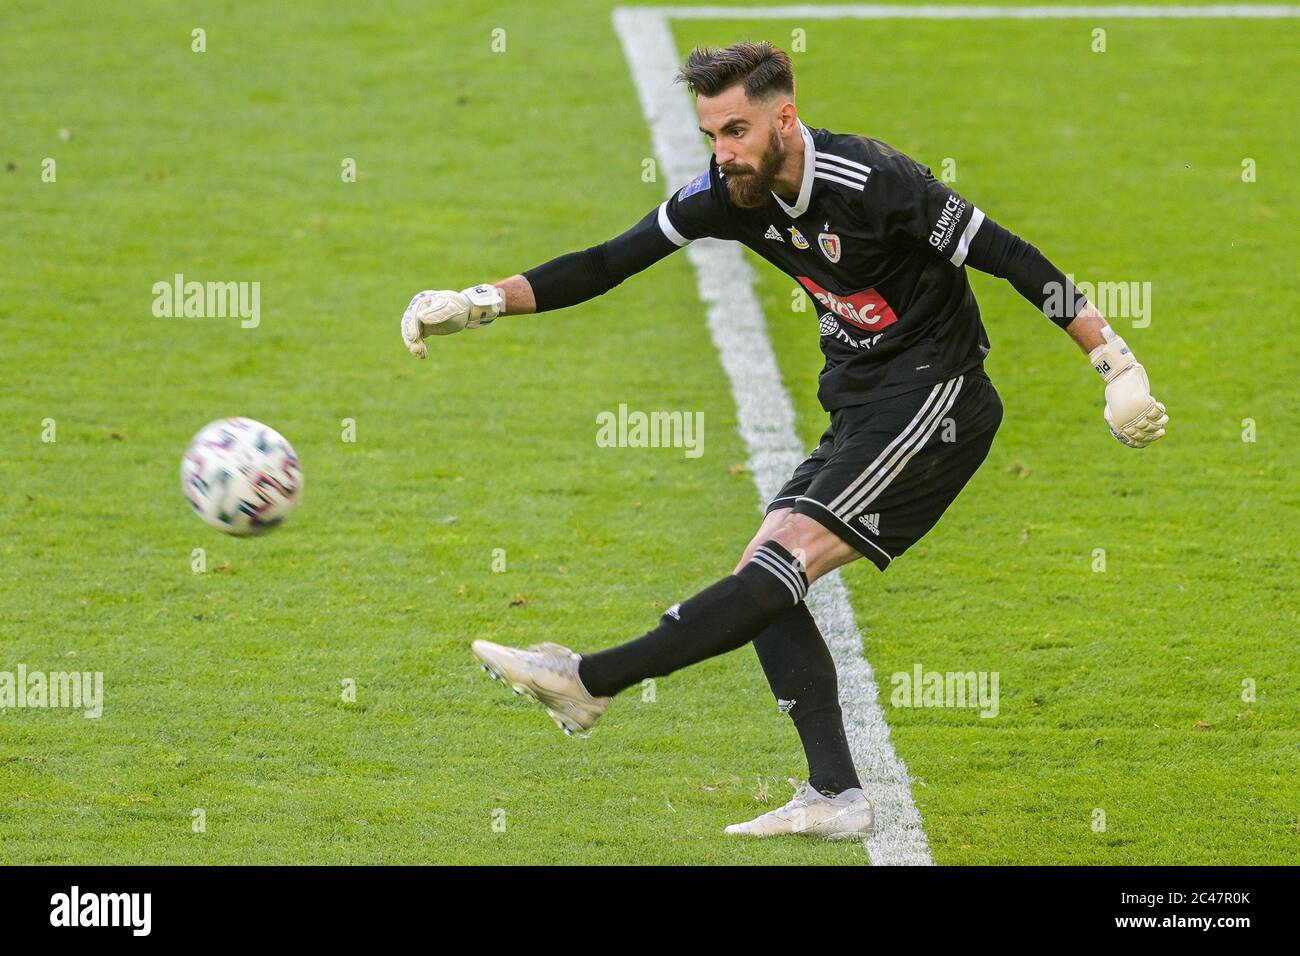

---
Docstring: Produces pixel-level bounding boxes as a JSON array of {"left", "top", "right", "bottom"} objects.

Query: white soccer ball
[{"left": 181, "top": 417, "right": 303, "bottom": 536}]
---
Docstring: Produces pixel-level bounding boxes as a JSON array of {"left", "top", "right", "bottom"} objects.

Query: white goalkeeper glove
[
  {"left": 401, "top": 284, "right": 505, "bottom": 358},
  {"left": 1088, "top": 325, "right": 1168, "bottom": 448}
]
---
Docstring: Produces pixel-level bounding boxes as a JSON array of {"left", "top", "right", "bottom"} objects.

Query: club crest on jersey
[
  {"left": 787, "top": 226, "right": 810, "bottom": 250},
  {"left": 796, "top": 275, "right": 898, "bottom": 332},
  {"left": 817, "top": 232, "right": 842, "bottom": 263}
]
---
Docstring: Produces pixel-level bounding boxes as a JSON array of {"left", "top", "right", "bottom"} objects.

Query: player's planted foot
[
  {"left": 725, "top": 779, "right": 874, "bottom": 840},
  {"left": 472, "top": 639, "right": 610, "bottom": 735}
]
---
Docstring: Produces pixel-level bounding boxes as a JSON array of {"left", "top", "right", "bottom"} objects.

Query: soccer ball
[{"left": 181, "top": 417, "right": 303, "bottom": 536}]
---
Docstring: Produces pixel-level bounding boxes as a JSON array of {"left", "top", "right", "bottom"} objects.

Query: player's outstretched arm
[
  {"left": 400, "top": 205, "right": 679, "bottom": 358},
  {"left": 963, "top": 219, "right": 1168, "bottom": 449}
]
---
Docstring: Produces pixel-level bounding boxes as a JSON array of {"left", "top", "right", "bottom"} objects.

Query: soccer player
[{"left": 400, "top": 42, "right": 1167, "bottom": 840}]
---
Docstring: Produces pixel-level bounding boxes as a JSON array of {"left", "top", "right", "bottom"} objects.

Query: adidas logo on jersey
[
  {"left": 764, "top": 225, "right": 784, "bottom": 242},
  {"left": 858, "top": 512, "right": 880, "bottom": 535}
]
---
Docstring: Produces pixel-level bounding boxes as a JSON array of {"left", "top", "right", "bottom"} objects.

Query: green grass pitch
[{"left": 1, "top": 0, "right": 1295, "bottom": 864}]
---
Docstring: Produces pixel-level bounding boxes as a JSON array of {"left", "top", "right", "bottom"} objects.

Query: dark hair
[{"left": 675, "top": 41, "right": 794, "bottom": 100}]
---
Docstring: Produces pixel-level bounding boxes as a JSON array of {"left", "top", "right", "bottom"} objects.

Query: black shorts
[{"left": 767, "top": 370, "right": 1003, "bottom": 571}]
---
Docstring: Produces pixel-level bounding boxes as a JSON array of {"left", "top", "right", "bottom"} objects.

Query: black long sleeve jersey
[{"left": 523, "top": 121, "right": 1082, "bottom": 412}]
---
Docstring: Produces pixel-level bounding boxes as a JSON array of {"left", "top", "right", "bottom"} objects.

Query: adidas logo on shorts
[{"left": 858, "top": 512, "right": 880, "bottom": 535}]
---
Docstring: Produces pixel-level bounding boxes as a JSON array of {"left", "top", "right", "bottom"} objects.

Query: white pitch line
[
  {"left": 613, "top": 6, "right": 933, "bottom": 866},
  {"left": 613, "top": 0, "right": 1293, "bottom": 867}
]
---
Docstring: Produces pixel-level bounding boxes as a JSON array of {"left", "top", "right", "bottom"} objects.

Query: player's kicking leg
[
  {"left": 472, "top": 506, "right": 873, "bottom": 837},
  {"left": 472, "top": 509, "right": 859, "bottom": 736}
]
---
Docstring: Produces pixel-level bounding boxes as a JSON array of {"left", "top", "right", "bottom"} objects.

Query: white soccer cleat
[
  {"left": 471, "top": 639, "right": 610, "bottom": 735},
  {"left": 725, "top": 779, "right": 875, "bottom": 840}
]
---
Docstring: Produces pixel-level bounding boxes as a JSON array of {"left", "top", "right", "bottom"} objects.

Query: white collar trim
[{"left": 773, "top": 121, "right": 815, "bottom": 219}]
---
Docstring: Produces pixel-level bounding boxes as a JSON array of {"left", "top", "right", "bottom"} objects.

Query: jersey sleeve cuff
[
  {"left": 657, "top": 200, "right": 691, "bottom": 248},
  {"left": 949, "top": 207, "right": 985, "bottom": 267}
]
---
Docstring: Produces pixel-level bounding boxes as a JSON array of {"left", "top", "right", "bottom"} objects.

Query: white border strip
[
  {"left": 612, "top": 1, "right": 1294, "bottom": 867},
  {"left": 648, "top": 4, "right": 1300, "bottom": 18}
]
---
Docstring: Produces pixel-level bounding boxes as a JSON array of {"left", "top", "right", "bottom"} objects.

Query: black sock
[
  {"left": 753, "top": 602, "right": 862, "bottom": 796},
  {"left": 578, "top": 542, "right": 809, "bottom": 698}
]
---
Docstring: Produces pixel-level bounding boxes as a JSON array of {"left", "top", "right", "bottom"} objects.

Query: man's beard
[{"left": 720, "top": 126, "right": 786, "bottom": 209}]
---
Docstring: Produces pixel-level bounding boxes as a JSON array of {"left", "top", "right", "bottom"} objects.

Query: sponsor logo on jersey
[
  {"left": 817, "top": 232, "right": 842, "bottom": 263},
  {"left": 788, "top": 226, "right": 810, "bottom": 249},
  {"left": 764, "top": 225, "right": 784, "bottom": 242},
  {"left": 680, "top": 170, "right": 710, "bottom": 199},
  {"left": 818, "top": 313, "right": 884, "bottom": 351},
  {"left": 928, "top": 194, "right": 967, "bottom": 253},
  {"left": 796, "top": 275, "right": 899, "bottom": 332}
]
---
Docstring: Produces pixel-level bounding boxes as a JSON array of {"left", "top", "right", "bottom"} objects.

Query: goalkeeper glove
[
  {"left": 1089, "top": 325, "right": 1168, "bottom": 448},
  {"left": 401, "top": 284, "right": 505, "bottom": 358}
]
